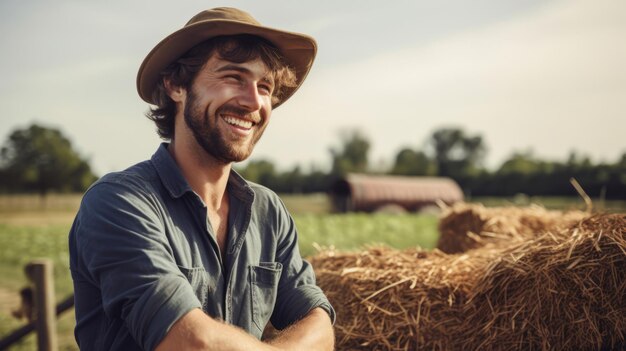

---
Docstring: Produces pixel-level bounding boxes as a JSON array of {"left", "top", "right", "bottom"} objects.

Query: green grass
[
  {"left": 0, "top": 223, "right": 76, "bottom": 351},
  {"left": 0, "top": 224, "right": 73, "bottom": 296},
  {"left": 4, "top": 193, "right": 616, "bottom": 349},
  {"left": 295, "top": 213, "right": 439, "bottom": 257},
  {"left": 0, "top": 205, "right": 439, "bottom": 350},
  {"left": 280, "top": 193, "right": 332, "bottom": 214}
]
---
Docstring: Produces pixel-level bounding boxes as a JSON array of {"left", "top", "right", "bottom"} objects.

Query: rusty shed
[{"left": 330, "top": 173, "right": 464, "bottom": 213}]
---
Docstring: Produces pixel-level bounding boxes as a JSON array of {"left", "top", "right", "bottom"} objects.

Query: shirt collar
[
  {"left": 151, "top": 143, "right": 255, "bottom": 203},
  {"left": 228, "top": 168, "right": 255, "bottom": 204},
  {"left": 151, "top": 143, "right": 193, "bottom": 199}
]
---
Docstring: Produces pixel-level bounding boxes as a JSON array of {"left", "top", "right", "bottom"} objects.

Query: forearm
[
  {"left": 267, "top": 308, "right": 334, "bottom": 351},
  {"left": 155, "top": 309, "right": 280, "bottom": 351}
]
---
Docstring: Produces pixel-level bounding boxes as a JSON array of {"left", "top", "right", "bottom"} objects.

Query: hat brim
[{"left": 137, "top": 19, "right": 317, "bottom": 109}]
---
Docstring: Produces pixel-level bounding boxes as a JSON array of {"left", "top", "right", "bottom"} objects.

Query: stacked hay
[
  {"left": 456, "top": 214, "right": 626, "bottom": 350},
  {"left": 312, "top": 247, "right": 500, "bottom": 350},
  {"left": 311, "top": 210, "right": 625, "bottom": 350},
  {"left": 437, "top": 203, "right": 588, "bottom": 253}
]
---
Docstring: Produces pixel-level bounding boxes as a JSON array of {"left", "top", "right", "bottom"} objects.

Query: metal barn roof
[{"left": 330, "top": 173, "right": 464, "bottom": 212}]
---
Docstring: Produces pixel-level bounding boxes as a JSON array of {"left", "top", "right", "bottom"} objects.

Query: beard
[{"left": 183, "top": 90, "right": 267, "bottom": 164}]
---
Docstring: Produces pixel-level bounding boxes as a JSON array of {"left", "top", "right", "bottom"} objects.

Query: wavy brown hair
[{"left": 146, "top": 34, "right": 297, "bottom": 139}]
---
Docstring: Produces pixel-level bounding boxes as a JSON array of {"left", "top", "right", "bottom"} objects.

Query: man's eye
[
  {"left": 225, "top": 75, "right": 241, "bottom": 82},
  {"left": 259, "top": 84, "right": 273, "bottom": 94}
]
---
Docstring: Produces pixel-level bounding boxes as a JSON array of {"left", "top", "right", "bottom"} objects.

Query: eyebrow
[{"left": 216, "top": 64, "right": 275, "bottom": 86}]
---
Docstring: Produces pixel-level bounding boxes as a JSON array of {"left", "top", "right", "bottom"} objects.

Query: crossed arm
[{"left": 155, "top": 307, "right": 334, "bottom": 351}]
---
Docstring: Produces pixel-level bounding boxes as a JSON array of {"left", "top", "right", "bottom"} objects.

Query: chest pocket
[
  {"left": 178, "top": 266, "right": 213, "bottom": 312},
  {"left": 249, "top": 262, "right": 282, "bottom": 332}
]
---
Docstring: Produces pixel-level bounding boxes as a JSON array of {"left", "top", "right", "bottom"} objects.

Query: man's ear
[{"left": 164, "top": 78, "right": 186, "bottom": 103}]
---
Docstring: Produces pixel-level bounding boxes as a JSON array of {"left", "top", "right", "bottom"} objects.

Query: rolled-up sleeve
[
  {"left": 72, "top": 179, "right": 200, "bottom": 350},
  {"left": 269, "top": 201, "right": 336, "bottom": 330}
]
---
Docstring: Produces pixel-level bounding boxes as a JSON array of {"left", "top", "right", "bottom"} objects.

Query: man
[{"left": 69, "top": 7, "right": 335, "bottom": 351}]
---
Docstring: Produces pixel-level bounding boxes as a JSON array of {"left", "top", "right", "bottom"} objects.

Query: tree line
[
  {"left": 238, "top": 128, "right": 626, "bottom": 199},
  {"left": 1, "top": 123, "right": 624, "bottom": 199},
  {"left": 0, "top": 124, "right": 97, "bottom": 196}
]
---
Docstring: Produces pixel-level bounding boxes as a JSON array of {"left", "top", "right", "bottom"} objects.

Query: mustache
[{"left": 216, "top": 104, "right": 261, "bottom": 123}]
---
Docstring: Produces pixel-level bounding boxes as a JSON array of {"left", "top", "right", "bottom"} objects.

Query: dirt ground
[
  {"left": 0, "top": 211, "right": 77, "bottom": 227},
  {"left": 0, "top": 286, "right": 21, "bottom": 317}
]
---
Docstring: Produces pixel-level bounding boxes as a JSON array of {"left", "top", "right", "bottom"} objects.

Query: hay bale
[
  {"left": 312, "top": 246, "right": 497, "bottom": 350},
  {"left": 457, "top": 214, "right": 626, "bottom": 350},
  {"left": 312, "top": 213, "right": 625, "bottom": 350},
  {"left": 437, "top": 203, "right": 588, "bottom": 253}
]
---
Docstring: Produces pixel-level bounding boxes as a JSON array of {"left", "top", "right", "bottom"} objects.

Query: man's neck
[{"left": 167, "top": 137, "right": 231, "bottom": 211}]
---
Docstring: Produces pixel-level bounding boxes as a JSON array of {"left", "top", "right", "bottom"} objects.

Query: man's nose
[{"left": 237, "top": 83, "right": 263, "bottom": 112}]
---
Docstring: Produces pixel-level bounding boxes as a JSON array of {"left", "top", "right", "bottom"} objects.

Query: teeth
[{"left": 224, "top": 116, "right": 253, "bottom": 129}]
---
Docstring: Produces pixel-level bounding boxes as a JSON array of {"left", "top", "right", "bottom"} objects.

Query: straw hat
[{"left": 137, "top": 7, "right": 317, "bottom": 108}]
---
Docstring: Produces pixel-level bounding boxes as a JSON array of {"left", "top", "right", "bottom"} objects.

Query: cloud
[
  {"left": 254, "top": 0, "right": 626, "bottom": 170},
  {"left": 3, "top": 0, "right": 623, "bottom": 175}
]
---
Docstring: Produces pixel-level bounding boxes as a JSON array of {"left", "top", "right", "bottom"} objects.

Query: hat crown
[
  {"left": 186, "top": 7, "right": 261, "bottom": 27},
  {"left": 138, "top": 7, "right": 316, "bottom": 109}
]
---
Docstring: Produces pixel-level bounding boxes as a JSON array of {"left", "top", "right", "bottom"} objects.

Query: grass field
[
  {"left": 0, "top": 223, "right": 77, "bottom": 350},
  {"left": 0, "top": 193, "right": 623, "bottom": 350},
  {"left": 0, "top": 193, "right": 438, "bottom": 350},
  {"left": 471, "top": 195, "right": 626, "bottom": 213}
]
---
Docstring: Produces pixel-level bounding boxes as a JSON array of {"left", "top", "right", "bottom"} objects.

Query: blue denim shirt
[{"left": 69, "top": 143, "right": 335, "bottom": 350}]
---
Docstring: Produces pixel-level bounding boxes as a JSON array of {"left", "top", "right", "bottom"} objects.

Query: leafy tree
[
  {"left": 330, "top": 129, "right": 370, "bottom": 176},
  {"left": 390, "top": 148, "right": 436, "bottom": 176},
  {"left": 426, "top": 127, "right": 486, "bottom": 179},
  {"left": 280, "top": 166, "right": 305, "bottom": 193},
  {"left": 237, "top": 159, "right": 276, "bottom": 186},
  {"left": 0, "top": 124, "right": 98, "bottom": 195},
  {"left": 498, "top": 151, "right": 548, "bottom": 175},
  {"left": 609, "top": 152, "right": 626, "bottom": 199},
  {"left": 301, "top": 168, "right": 333, "bottom": 193},
  {"left": 617, "top": 153, "right": 626, "bottom": 171},
  {"left": 565, "top": 150, "right": 593, "bottom": 171}
]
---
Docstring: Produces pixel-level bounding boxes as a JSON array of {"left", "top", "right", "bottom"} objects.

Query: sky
[{"left": 1, "top": 0, "right": 625, "bottom": 176}]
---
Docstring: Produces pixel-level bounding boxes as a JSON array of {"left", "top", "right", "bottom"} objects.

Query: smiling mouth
[{"left": 223, "top": 116, "right": 255, "bottom": 129}]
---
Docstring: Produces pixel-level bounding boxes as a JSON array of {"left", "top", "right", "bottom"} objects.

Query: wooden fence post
[{"left": 25, "top": 259, "right": 58, "bottom": 351}]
